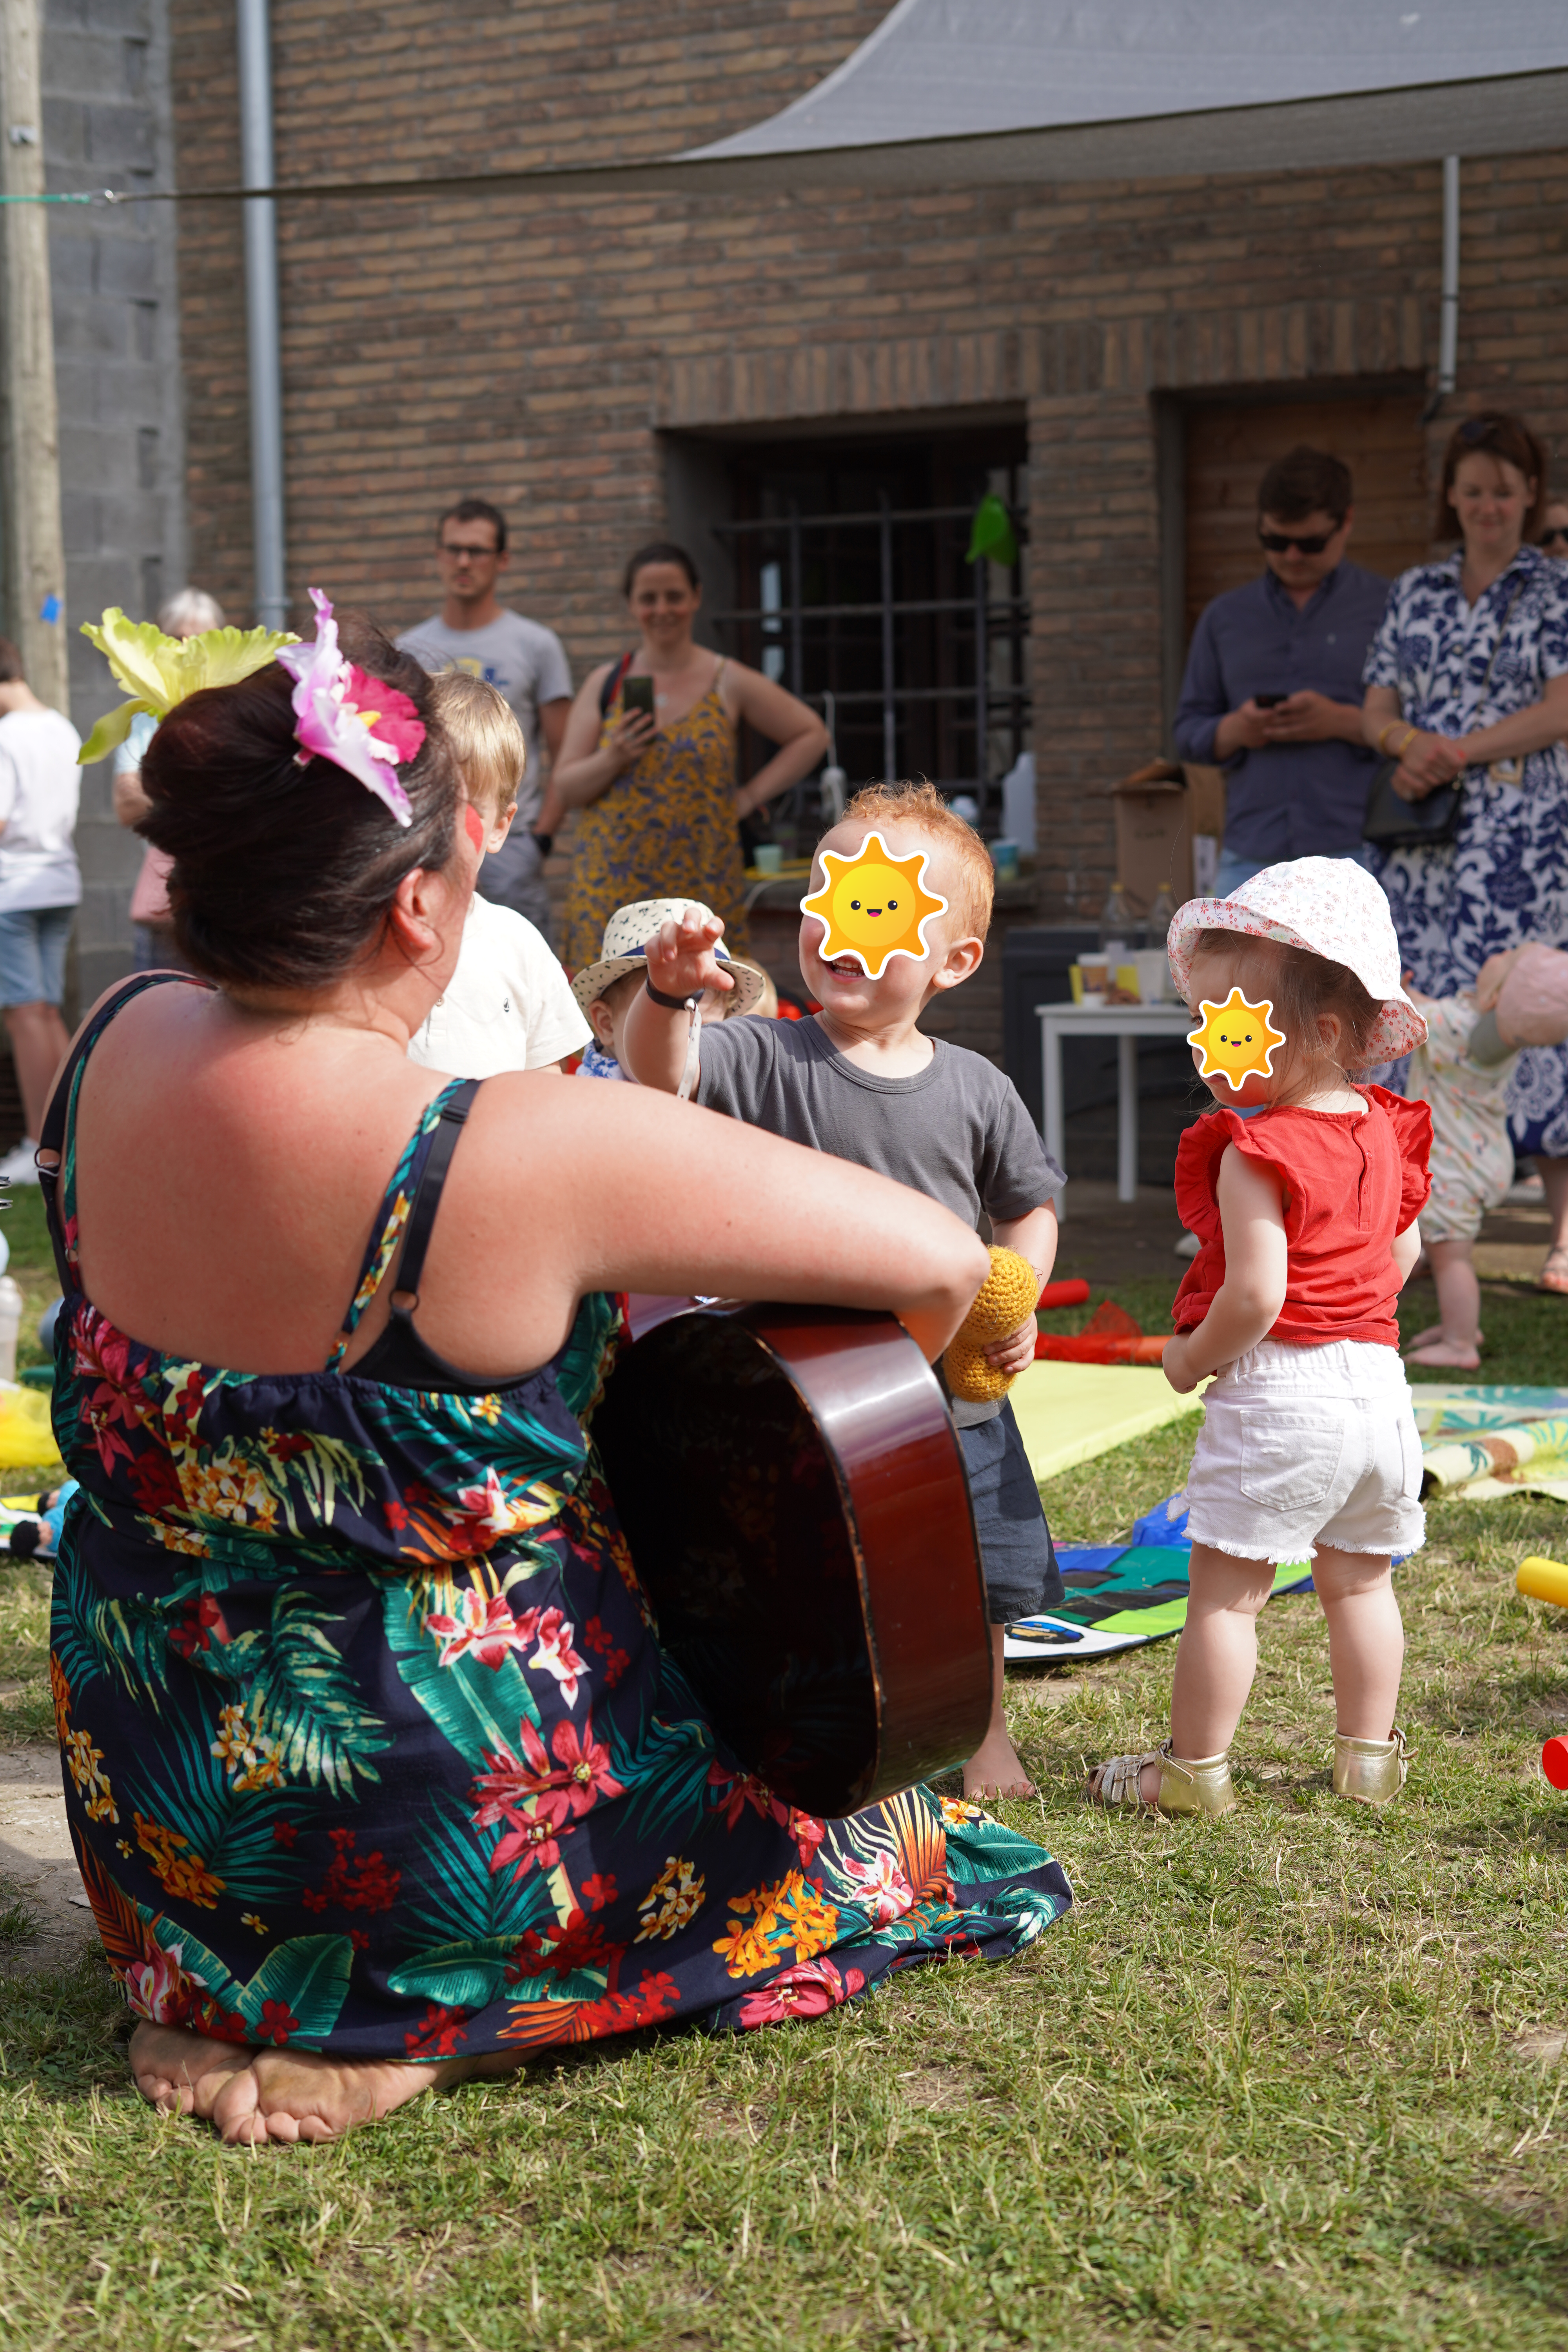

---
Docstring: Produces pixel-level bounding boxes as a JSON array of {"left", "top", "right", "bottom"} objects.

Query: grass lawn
[{"left": 1, "top": 1271, "right": 1565, "bottom": 2347}]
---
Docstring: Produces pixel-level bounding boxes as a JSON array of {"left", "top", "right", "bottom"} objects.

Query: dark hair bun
[{"left": 139, "top": 612, "right": 459, "bottom": 991}]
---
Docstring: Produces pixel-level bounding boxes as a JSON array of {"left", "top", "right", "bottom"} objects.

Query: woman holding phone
[{"left": 554, "top": 543, "right": 827, "bottom": 971}]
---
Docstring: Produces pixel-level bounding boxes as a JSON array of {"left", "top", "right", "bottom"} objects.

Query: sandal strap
[{"left": 1087, "top": 1748, "right": 1164, "bottom": 1806}]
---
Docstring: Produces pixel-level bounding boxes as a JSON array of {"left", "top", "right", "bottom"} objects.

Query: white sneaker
[
  {"left": 0, "top": 1138, "right": 40, "bottom": 1185},
  {"left": 1173, "top": 1230, "right": 1200, "bottom": 1259}
]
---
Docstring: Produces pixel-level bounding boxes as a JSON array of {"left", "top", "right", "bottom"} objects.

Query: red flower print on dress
[
  {"left": 403, "top": 2002, "right": 470, "bottom": 2058},
  {"left": 168, "top": 1591, "right": 228, "bottom": 1661},
  {"left": 738, "top": 1958, "right": 865, "bottom": 2029},
  {"left": 530, "top": 1607, "right": 587, "bottom": 1708},
  {"left": 552, "top": 1714, "right": 622, "bottom": 1818},
  {"left": 707, "top": 1765, "right": 824, "bottom": 1868},
  {"left": 425, "top": 1585, "right": 540, "bottom": 1671},
  {"left": 124, "top": 1934, "right": 201, "bottom": 2025},
  {"left": 581, "top": 1873, "right": 618, "bottom": 1912},
  {"left": 272, "top": 1820, "right": 298, "bottom": 1849},
  {"left": 126, "top": 1446, "right": 185, "bottom": 1516},
  {"left": 299, "top": 1827, "right": 400, "bottom": 1916},
  {"left": 257, "top": 1998, "right": 299, "bottom": 2045},
  {"left": 470, "top": 1728, "right": 575, "bottom": 1884},
  {"left": 506, "top": 1907, "right": 622, "bottom": 1981},
  {"left": 837, "top": 1848, "right": 915, "bottom": 1928},
  {"left": 580, "top": 1614, "right": 631, "bottom": 1686}
]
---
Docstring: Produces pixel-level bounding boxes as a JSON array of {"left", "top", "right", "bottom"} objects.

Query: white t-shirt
[
  {"left": 407, "top": 894, "right": 592, "bottom": 1078},
  {"left": 0, "top": 708, "right": 83, "bottom": 914}
]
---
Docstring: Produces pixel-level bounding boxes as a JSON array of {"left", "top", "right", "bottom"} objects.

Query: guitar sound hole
[{"left": 594, "top": 1315, "right": 876, "bottom": 1816}]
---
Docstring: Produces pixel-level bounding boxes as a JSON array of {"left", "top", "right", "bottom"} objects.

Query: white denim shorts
[{"left": 1184, "top": 1339, "right": 1425, "bottom": 1564}]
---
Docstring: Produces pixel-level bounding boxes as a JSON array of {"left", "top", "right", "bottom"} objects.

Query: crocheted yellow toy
[{"left": 944, "top": 1245, "right": 1039, "bottom": 1404}]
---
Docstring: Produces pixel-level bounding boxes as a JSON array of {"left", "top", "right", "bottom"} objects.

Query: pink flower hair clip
[{"left": 277, "top": 588, "right": 425, "bottom": 827}]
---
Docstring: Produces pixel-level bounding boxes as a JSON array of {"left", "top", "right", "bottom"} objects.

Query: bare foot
[
  {"left": 130, "top": 2022, "right": 252, "bottom": 2117},
  {"left": 1402, "top": 1321, "right": 1483, "bottom": 1353},
  {"left": 964, "top": 1722, "right": 1036, "bottom": 1802},
  {"left": 129, "top": 2024, "right": 519, "bottom": 2143},
  {"left": 1401, "top": 1335, "right": 1481, "bottom": 1370}
]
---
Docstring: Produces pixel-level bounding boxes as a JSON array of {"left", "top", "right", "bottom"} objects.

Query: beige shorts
[{"left": 1185, "top": 1339, "right": 1426, "bottom": 1565}]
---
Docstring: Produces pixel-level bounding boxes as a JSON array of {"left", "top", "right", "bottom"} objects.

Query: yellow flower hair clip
[{"left": 76, "top": 607, "right": 299, "bottom": 766}]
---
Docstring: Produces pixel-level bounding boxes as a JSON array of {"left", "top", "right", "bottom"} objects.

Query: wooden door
[{"left": 1183, "top": 394, "right": 1431, "bottom": 644}]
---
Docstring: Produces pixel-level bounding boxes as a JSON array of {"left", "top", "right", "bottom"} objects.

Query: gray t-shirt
[
  {"left": 396, "top": 609, "right": 573, "bottom": 924},
  {"left": 697, "top": 1016, "right": 1063, "bottom": 1424}
]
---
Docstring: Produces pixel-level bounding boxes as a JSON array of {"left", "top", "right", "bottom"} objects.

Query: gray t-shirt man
[
  {"left": 396, "top": 609, "right": 573, "bottom": 929},
  {"left": 697, "top": 1015, "right": 1064, "bottom": 1426}
]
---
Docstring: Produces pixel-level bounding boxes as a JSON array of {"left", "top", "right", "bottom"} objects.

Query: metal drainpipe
[
  {"left": 236, "top": 0, "right": 288, "bottom": 629},
  {"left": 1437, "top": 154, "right": 1459, "bottom": 398}
]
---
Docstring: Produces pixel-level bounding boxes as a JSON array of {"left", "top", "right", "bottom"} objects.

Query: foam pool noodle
[
  {"left": 1515, "top": 1560, "right": 1568, "bottom": 1789},
  {"left": 944, "top": 1245, "right": 1039, "bottom": 1404}
]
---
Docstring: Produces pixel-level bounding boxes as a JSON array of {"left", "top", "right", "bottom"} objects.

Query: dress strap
[
  {"left": 327, "top": 1078, "right": 479, "bottom": 1370},
  {"left": 38, "top": 971, "right": 215, "bottom": 1296}
]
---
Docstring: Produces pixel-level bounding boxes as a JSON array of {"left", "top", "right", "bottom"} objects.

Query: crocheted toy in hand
[{"left": 944, "top": 1245, "right": 1039, "bottom": 1403}]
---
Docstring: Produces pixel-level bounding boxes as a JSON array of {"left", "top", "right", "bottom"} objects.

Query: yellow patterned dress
[{"left": 562, "top": 664, "right": 752, "bottom": 969}]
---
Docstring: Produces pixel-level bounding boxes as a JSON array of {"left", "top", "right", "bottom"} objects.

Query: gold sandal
[
  {"left": 1332, "top": 1725, "right": 1409, "bottom": 1807},
  {"left": 1087, "top": 1740, "right": 1237, "bottom": 1817}
]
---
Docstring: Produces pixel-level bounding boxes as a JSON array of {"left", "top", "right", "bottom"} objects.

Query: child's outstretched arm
[
  {"left": 621, "top": 909, "right": 735, "bottom": 1094},
  {"left": 1164, "top": 1145, "right": 1287, "bottom": 1394}
]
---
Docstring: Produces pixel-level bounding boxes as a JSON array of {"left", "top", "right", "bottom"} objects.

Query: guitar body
[{"left": 592, "top": 1299, "right": 992, "bottom": 1819}]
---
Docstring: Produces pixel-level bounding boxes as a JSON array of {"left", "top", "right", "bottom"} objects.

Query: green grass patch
[
  {"left": 4, "top": 1183, "right": 57, "bottom": 1373},
  {"left": 2, "top": 1440, "right": 1566, "bottom": 2348},
  {"left": 0, "top": 1557, "right": 55, "bottom": 1744}
]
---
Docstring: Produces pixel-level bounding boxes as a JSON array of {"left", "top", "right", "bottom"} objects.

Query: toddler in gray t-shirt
[{"left": 622, "top": 785, "right": 1065, "bottom": 1806}]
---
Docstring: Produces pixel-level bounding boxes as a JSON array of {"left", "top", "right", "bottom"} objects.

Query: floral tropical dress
[
  {"left": 49, "top": 977, "right": 1069, "bottom": 2060},
  {"left": 1363, "top": 542, "right": 1568, "bottom": 1155},
  {"left": 561, "top": 661, "right": 751, "bottom": 971}
]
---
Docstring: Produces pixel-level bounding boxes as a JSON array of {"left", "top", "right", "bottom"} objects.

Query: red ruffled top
[{"left": 1173, "top": 1087, "right": 1433, "bottom": 1349}]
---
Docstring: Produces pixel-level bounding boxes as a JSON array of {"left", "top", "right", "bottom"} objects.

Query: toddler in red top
[{"left": 1089, "top": 858, "right": 1433, "bottom": 1820}]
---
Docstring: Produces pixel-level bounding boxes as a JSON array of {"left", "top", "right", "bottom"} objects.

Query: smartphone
[
  {"left": 622, "top": 674, "right": 655, "bottom": 722},
  {"left": 1254, "top": 691, "right": 1288, "bottom": 709}
]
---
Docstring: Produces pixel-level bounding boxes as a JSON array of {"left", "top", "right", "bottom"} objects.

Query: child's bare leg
[
  {"left": 1120, "top": 1544, "right": 1275, "bottom": 1803},
  {"left": 1311, "top": 1545, "right": 1403, "bottom": 1739},
  {"left": 964, "top": 1623, "right": 1035, "bottom": 1801},
  {"left": 1403, "top": 1237, "right": 1481, "bottom": 1367}
]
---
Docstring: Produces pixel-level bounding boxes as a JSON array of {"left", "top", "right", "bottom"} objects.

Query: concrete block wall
[
  {"left": 42, "top": 0, "right": 188, "bottom": 1006},
  {"left": 160, "top": 2, "right": 1568, "bottom": 958}
]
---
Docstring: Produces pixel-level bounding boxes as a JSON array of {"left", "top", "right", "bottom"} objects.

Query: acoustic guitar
[{"left": 592, "top": 1297, "right": 992, "bottom": 1820}]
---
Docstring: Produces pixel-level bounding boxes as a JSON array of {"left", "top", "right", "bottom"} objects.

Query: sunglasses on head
[{"left": 1258, "top": 528, "right": 1336, "bottom": 555}]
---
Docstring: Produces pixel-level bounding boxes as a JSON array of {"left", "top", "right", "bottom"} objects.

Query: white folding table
[{"left": 1035, "top": 1000, "right": 1194, "bottom": 1214}]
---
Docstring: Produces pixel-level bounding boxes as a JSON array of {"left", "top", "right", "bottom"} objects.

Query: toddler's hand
[
  {"left": 644, "top": 909, "right": 735, "bottom": 1007},
  {"left": 981, "top": 1315, "right": 1038, "bottom": 1379},
  {"left": 1162, "top": 1332, "right": 1200, "bottom": 1395}
]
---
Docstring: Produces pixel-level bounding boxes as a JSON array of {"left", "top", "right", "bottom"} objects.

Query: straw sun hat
[
  {"left": 569, "top": 897, "right": 767, "bottom": 1017},
  {"left": 1167, "top": 856, "right": 1426, "bottom": 1065}
]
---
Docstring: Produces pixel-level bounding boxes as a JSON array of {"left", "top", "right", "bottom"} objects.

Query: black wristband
[{"left": 644, "top": 975, "right": 696, "bottom": 1012}]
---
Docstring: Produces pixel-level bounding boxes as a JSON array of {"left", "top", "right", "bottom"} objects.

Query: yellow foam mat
[{"left": 1009, "top": 1359, "right": 1203, "bottom": 1486}]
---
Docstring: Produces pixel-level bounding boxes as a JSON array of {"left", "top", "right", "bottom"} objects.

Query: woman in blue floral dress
[
  {"left": 49, "top": 605, "right": 1069, "bottom": 2147},
  {"left": 1363, "top": 412, "right": 1568, "bottom": 1289}
]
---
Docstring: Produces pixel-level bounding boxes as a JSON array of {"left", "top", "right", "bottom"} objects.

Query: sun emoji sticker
[
  {"left": 1187, "top": 987, "right": 1287, "bottom": 1089},
  {"left": 799, "top": 832, "right": 949, "bottom": 978}
]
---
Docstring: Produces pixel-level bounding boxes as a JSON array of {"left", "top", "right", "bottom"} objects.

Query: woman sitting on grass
[{"left": 47, "top": 598, "right": 1069, "bottom": 2148}]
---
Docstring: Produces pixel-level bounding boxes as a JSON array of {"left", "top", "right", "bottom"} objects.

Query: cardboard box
[{"left": 1110, "top": 760, "right": 1227, "bottom": 913}]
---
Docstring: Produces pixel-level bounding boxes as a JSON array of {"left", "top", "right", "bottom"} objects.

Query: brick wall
[{"left": 165, "top": 2, "right": 1568, "bottom": 936}]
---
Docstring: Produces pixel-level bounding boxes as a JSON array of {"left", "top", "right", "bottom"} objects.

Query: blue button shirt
[{"left": 1173, "top": 561, "right": 1391, "bottom": 861}]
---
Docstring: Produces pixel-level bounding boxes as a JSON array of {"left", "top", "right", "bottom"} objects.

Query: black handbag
[{"left": 1362, "top": 581, "right": 1524, "bottom": 850}]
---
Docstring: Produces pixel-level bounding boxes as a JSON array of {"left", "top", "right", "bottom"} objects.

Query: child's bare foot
[
  {"left": 1401, "top": 1320, "right": 1483, "bottom": 1354},
  {"left": 964, "top": 1722, "right": 1036, "bottom": 1801},
  {"left": 129, "top": 2022, "right": 519, "bottom": 2143},
  {"left": 1401, "top": 1333, "right": 1481, "bottom": 1369}
]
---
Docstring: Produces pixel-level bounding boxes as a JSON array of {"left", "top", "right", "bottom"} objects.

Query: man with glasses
[
  {"left": 1174, "top": 446, "right": 1389, "bottom": 895},
  {"left": 397, "top": 498, "right": 573, "bottom": 940}
]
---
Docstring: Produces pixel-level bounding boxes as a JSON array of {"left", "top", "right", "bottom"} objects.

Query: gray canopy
[{"left": 681, "top": 0, "right": 1568, "bottom": 185}]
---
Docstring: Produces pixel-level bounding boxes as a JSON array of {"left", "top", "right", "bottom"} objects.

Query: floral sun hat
[
  {"left": 570, "top": 897, "right": 766, "bottom": 1016},
  {"left": 1167, "top": 855, "right": 1426, "bottom": 1065}
]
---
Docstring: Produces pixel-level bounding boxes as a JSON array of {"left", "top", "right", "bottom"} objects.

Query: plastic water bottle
[
  {"left": 1099, "top": 880, "right": 1134, "bottom": 961},
  {"left": 0, "top": 1275, "right": 22, "bottom": 1386}
]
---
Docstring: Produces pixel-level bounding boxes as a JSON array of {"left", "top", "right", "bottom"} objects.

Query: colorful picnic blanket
[
  {"left": 1004, "top": 1544, "right": 1312, "bottom": 1662},
  {"left": 1410, "top": 1385, "right": 1568, "bottom": 1502}
]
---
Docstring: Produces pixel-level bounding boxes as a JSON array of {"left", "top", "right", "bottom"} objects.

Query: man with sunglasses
[
  {"left": 1175, "top": 446, "right": 1389, "bottom": 894},
  {"left": 398, "top": 497, "right": 574, "bottom": 941}
]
